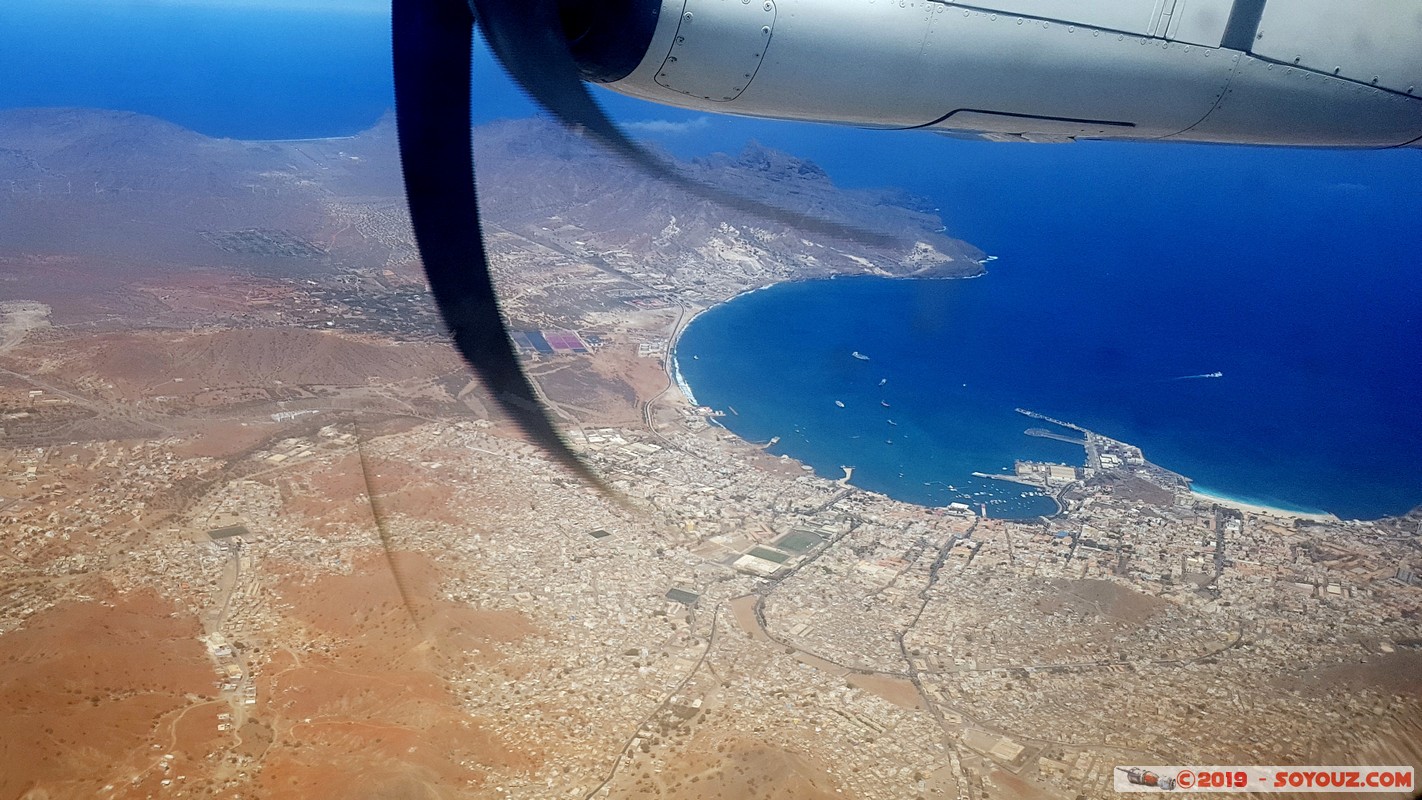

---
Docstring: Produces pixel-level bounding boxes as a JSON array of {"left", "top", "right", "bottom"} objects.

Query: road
[{"left": 582, "top": 608, "right": 721, "bottom": 800}]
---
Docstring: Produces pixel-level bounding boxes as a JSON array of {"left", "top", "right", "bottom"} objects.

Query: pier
[
  {"left": 1025, "top": 427, "right": 1087, "bottom": 446},
  {"left": 1015, "top": 408, "right": 1088, "bottom": 435},
  {"left": 971, "top": 471, "right": 1037, "bottom": 486}
]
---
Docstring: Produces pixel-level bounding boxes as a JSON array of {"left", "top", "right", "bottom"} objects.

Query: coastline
[
  {"left": 667, "top": 281, "right": 781, "bottom": 409},
  {"left": 665, "top": 267, "right": 988, "bottom": 407},
  {"left": 665, "top": 271, "right": 1004, "bottom": 510},
  {"left": 1190, "top": 487, "right": 1341, "bottom": 524},
  {"left": 662, "top": 272, "right": 1378, "bottom": 524},
  {"left": 247, "top": 135, "right": 359, "bottom": 143}
]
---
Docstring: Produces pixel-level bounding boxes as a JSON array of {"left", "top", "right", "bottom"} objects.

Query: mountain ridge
[{"left": 0, "top": 107, "right": 984, "bottom": 315}]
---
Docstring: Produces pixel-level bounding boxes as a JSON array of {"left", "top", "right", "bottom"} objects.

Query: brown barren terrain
[{"left": 0, "top": 587, "right": 217, "bottom": 799}]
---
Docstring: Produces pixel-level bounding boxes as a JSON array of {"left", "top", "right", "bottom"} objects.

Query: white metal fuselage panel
[
  {"left": 608, "top": 0, "right": 1422, "bottom": 147},
  {"left": 931, "top": 0, "right": 1164, "bottom": 35},
  {"left": 1251, "top": 0, "right": 1422, "bottom": 96}
]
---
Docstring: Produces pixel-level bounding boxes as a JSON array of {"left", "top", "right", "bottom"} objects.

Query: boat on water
[
  {"left": 851, "top": 351, "right": 870, "bottom": 361},
  {"left": 834, "top": 400, "right": 846, "bottom": 408},
  {"left": 886, "top": 419, "right": 897, "bottom": 426},
  {"left": 880, "top": 400, "right": 891, "bottom": 408},
  {"left": 878, "top": 378, "right": 887, "bottom": 386}
]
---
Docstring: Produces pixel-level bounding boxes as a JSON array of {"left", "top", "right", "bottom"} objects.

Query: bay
[{"left": 676, "top": 196, "right": 1422, "bottom": 520}]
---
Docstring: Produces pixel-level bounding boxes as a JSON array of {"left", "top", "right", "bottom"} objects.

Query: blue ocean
[
  {"left": 675, "top": 142, "right": 1422, "bottom": 520},
  {"left": 5, "top": 2, "right": 1420, "bottom": 518}
]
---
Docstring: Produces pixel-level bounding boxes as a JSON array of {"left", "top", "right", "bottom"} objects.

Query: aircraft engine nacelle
[{"left": 571, "top": 0, "right": 1422, "bottom": 147}]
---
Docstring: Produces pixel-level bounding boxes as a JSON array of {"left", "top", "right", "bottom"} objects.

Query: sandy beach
[{"left": 1191, "top": 489, "right": 1341, "bottom": 523}]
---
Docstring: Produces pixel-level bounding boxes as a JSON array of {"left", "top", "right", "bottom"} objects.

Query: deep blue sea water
[
  {"left": 5, "top": 2, "right": 1420, "bottom": 518},
  {"left": 0, "top": 3, "right": 400, "bottom": 140},
  {"left": 675, "top": 142, "right": 1422, "bottom": 519}
]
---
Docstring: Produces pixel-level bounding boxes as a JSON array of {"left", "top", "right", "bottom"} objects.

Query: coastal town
[
  {"left": 1, "top": 110, "right": 1419, "bottom": 799},
  {"left": 5, "top": 383, "right": 1420, "bottom": 798}
]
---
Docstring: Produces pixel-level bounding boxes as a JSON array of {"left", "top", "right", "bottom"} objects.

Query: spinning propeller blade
[
  {"left": 393, "top": 0, "right": 892, "bottom": 494},
  {"left": 393, "top": 0, "right": 615, "bottom": 496}
]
